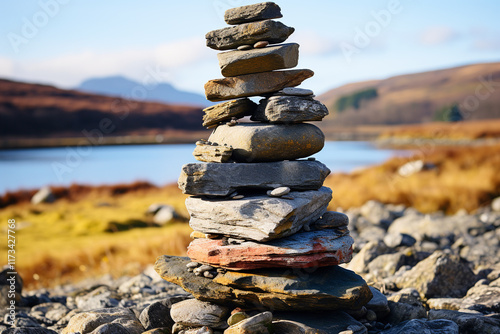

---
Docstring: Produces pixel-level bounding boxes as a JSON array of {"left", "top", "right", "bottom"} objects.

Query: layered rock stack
[{"left": 155, "top": 1, "right": 372, "bottom": 331}]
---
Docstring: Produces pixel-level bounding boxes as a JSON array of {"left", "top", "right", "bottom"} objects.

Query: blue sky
[{"left": 1, "top": 0, "right": 499, "bottom": 95}]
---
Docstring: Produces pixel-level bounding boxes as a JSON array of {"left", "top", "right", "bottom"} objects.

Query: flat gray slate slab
[
  {"left": 217, "top": 43, "right": 299, "bottom": 77},
  {"left": 251, "top": 95, "right": 329, "bottom": 123},
  {"left": 224, "top": 2, "right": 283, "bottom": 25},
  {"left": 154, "top": 255, "right": 373, "bottom": 311},
  {"left": 187, "top": 229, "right": 354, "bottom": 270},
  {"left": 205, "top": 69, "right": 313, "bottom": 102},
  {"left": 178, "top": 160, "right": 330, "bottom": 196},
  {"left": 186, "top": 187, "right": 332, "bottom": 242},
  {"left": 202, "top": 98, "right": 257, "bottom": 128},
  {"left": 207, "top": 123, "right": 324, "bottom": 162},
  {"left": 206, "top": 20, "right": 294, "bottom": 51}
]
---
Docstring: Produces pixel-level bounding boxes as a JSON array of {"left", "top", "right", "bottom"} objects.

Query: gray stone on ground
[
  {"left": 186, "top": 187, "right": 332, "bottom": 242},
  {"left": 347, "top": 241, "right": 391, "bottom": 274},
  {"left": 204, "top": 69, "right": 313, "bottom": 101},
  {"left": 380, "top": 319, "right": 459, "bottom": 334},
  {"left": 202, "top": 99, "right": 257, "bottom": 128},
  {"left": 207, "top": 123, "right": 324, "bottom": 162},
  {"left": 366, "top": 287, "right": 390, "bottom": 319},
  {"left": 139, "top": 299, "right": 175, "bottom": 330},
  {"left": 206, "top": 20, "right": 294, "bottom": 51},
  {"left": 387, "top": 300, "right": 427, "bottom": 324},
  {"left": 193, "top": 143, "right": 233, "bottom": 163},
  {"left": 460, "top": 283, "right": 500, "bottom": 313},
  {"left": 383, "top": 233, "right": 416, "bottom": 248},
  {"left": 30, "top": 303, "right": 70, "bottom": 325},
  {"left": 2, "top": 329, "right": 58, "bottom": 334},
  {"left": 251, "top": 95, "right": 329, "bottom": 123},
  {"left": 178, "top": 160, "right": 330, "bottom": 196},
  {"left": 273, "top": 311, "right": 367, "bottom": 334},
  {"left": 217, "top": 43, "right": 299, "bottom": 77},
  {"left": 428, "top": 309, "right": 500, "bottom": 334},
  {"left": 427, "top": 298, "right": 463, "bottom": 311},
  {"left": 224, "top": 2, "right": 282, "bottom": 25},
  {"left": 154, "top": 256, "right": 372, "bottom": 312},
  {"left": 91, "top": 323, "right": 130, "bottom": 334},
  {"left": 394, "top": 250, "right": 477, "bottom": 298},
  {"left": 492, "top": 196, "right": 500, "bottom": 212},
  {"left": 31, "top": 186, "right": 55, "bottom": 204},
  {"left": 224, "top": 312, "right": 272, "bottom": 334},
  {"left": 61, "top": 307, "right": 144, "bottom": 334},
  {"left": 170, "top": 299, "right": 229, "bottom": 329},
  {"left": 0, "top": 269, "right": 23, "bottom": 308},
  {"left": 153, "top": 205, "right": 178, "bottom": 225}
]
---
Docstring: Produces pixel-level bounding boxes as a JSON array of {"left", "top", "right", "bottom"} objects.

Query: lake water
[{"left": 0, "top": 142, "right": 410, "bottom": 194}]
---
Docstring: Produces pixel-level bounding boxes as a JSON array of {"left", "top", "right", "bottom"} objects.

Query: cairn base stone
[{"left": 154, "top": 256, "right": 373, "bottom": 312}]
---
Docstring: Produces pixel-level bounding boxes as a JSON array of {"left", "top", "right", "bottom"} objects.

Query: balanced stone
[
  {"left": 280, "top": 87, "right": 314, "bottom": 96},
  {"left": 224, "top": 2, "right": 283, "bottom": 25},
  {"left": 207, "top": 123, "right": 324, "bottom": 162},
  {"left": 186, "top": 187, "right": 332, "bottom": 242},
  {"left": 187, "top": 228, "right": 354, "bottom": 270},
  {"left": 202, "top": 98, "right": 257, "bottom": 128},
  {"left": 178, "top": 160, "right": 330, "bottom": 196},
  {"left": 217, "top": 43, "right": 299, "bottom": 77},
  {"left": 251, "top": 95, "right": 329, "bottom": 123},
  {"left": 193, "top": 142, "right": 233, "bottom": 163},
  {"left": 206, "top": 20, "right": 294, "bottom": 51},
  {"left": 314, "top": 211, "right": 350, "bottom": 229},
  {"left": 154, "top": 256, "right": 373, "bottom": 311},
  {"left": 204, "top": 69, "right": 313, "bottom": 101}
]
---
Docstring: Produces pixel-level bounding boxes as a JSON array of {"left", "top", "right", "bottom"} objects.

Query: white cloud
[
  {"left": 0, "top": 37, "right": 213, "bottom": 89},
  {"left": 419, "top": 26, "right": 458, "bottom": 46}
]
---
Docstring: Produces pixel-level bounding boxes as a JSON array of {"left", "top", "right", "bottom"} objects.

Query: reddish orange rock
[{"left": 187, "top": 228, "right": 354, "bottom": 270}]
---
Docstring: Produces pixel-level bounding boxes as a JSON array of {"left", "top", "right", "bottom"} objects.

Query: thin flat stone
[
  {"left": 178, "top": 160, "right": 330, "bottom": 196},
  {"left": 224, "top": 2, "right": 282, "bottom": 25},
  {"left": 204, "top": 69, "right": 313, "bottom": 102},
  {"left": 187, "top": 228, "right": 354, "bottom": 270},
  {"left": 251, "top": 96, "right": 329, "bottom": 123},
  {"left": 186, "top": 187, "right": 332, "bottom": 242},
  {"left": 202, "top": 99, "right": 257, "bottom": 128},
  {"left": 207, "top": 123, "right": 324, "bottom": 162},
  {"left": 206, "top": 20, "right": 294, "bottom": 51},
  {"left": 314, "top": 211, "right": 350, "bottom": 229},
  {"left": 280, "top": 87, "right": 314, "bottom": 96},
  {"left": 193, "top": 143, "right": 233, "bottom": 163},
  {"left": 217, "top": 43, "right": 299, "bottom": 77},
  {"left": 154, "top": 255, "right": 373, "bottom": 311}
]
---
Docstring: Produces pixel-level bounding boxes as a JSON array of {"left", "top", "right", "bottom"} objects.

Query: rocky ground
[{"left": 1, "top": 199, "right": 499, "bottom": 334}]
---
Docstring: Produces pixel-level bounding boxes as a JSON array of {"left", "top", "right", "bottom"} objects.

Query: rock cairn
[{"left": 155, "top": 2, "right": 373, "bottom": 332}]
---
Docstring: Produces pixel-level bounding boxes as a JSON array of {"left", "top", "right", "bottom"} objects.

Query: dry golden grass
[
  {"left": 379, "top": 119, "right": 500, "bottom": 140},
  {"left": 326, "top": 144, "right": 500, "bottom": 213}
]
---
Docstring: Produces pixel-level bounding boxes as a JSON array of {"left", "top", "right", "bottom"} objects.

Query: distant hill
[
  {"left": 77, "top": 76, "right": 210, "bottom": 107},
  {"left": 317, "top": 62, "right": 500, "bottom": 128},
  {"left": 0, "top": 78, "right": 205, "bottom": 139}
]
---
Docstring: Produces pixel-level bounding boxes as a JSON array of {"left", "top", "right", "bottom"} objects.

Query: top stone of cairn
[{"left": 224, "top": 2, "right": 283, "bottom": 25}]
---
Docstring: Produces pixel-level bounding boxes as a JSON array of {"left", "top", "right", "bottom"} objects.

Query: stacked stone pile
[{"left": 155, "top": 1, "right": 372, "bottom": 332}]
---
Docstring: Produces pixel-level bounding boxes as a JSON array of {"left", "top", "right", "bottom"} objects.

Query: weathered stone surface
[
  {"left": 206, "top": 20, "right": 294, "bottom": 51},
  {"left": 178, "top": 160, "right": 330, "bottom": 196},
  {"left": 3, "top": 329, "right": 58, "bottom": 334},
  {"left": 428, "top": 309, "right": 500, "bottom": 334},
  {"left": 366, "top": 287, "right": 390, "bottom": 319},
  {"left": 62, "top": 308, "right": 144, "bottom": 334},
  {"left": 314, "top": 211, "right": 349, "bottom": 229},
  {"left": 170, "top": 299, "right": 229, "bottom": 329},
  {"left": 154, "top": 256, "right": 372, "bottom": 311},
  {"left": 427, "top": 298, "right": 463, "bottom": 311},
  {"left": 279, "top": 87, "right": 314, "bottom": 96},
  {"left": 218, "top": 43, "right": 299, "bottom": 77},
  {"left": 461, "top": 284, "right": 500, "bottom": 313},
  {"left": 202, "top": 99, "right": 257, "bottom": 128},
  {"left": 251, "top": 96, "right": 329, "bottom": 123},
  {"left": 394, "top": 251, "right": 477, "bottom": 298},
  {"left": 387, "top": 300, "right": 427, "bottom": 324},
  {"left": 139, "top": 300, "right": 175, "bottom": 330},
  {"left": 187, "top": 228, "right": 353, "bottom": 270},
  {"left": 205, "top": 69, "right": 313, "bottom": 101},
  {"left": 186, "top": 187, "right": 332, "bottom": 242},
  {"left": 380, "top": 319, "right": 459, "bottom": 334},
  {"left": 224, "top": 2, "right": 282, "bottom": 25},
  {"left": 273, "top": 311, "right": 367, "bottom": 334},
  {"left": 193, "top": 143, "right": 233, "bottom": 163},
  {"left": 208, "top": 123, "right": 324, "bottom": 162},
  {"left": 224, "top": 312, "right": 272, "bottom": 334}
]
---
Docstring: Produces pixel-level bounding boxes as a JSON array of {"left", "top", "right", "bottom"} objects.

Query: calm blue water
[{"left": 0, "top": 142, "right": 409, "bottom": 194}]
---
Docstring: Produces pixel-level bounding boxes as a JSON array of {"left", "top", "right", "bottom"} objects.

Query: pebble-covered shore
[{"left": 1, "top": 199, "right": 499, "bottom": 334}]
